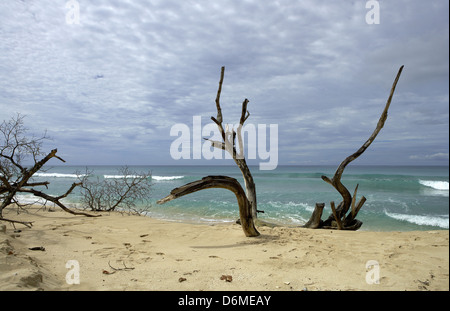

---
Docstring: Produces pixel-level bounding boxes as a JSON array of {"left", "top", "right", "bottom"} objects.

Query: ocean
[{"left": 18, "top": 165, "right": 449, "bottom": 232}]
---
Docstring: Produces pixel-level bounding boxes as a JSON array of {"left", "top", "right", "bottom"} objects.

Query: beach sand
[{"left": 0, "top": 206, "right": 448, "bottom": 291}]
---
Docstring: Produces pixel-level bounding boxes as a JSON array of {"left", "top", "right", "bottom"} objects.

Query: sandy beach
[{"left": 0, "top": 206, "right": 448, "bottom": 291}]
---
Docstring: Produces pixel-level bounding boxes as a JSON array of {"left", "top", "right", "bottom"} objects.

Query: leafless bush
[{"left": 77, "top": 166, "right": 152, "bottom": 215}]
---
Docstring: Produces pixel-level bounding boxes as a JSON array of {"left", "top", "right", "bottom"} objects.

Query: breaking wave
[
  {"left": 419, "top": 180, "right": 449, "bottom": 191},
  {"left": 34, "top": 173, "right": 83, "bottom": 178},
  {"left": 152, "top": 176, "right": 184, "bottom": 181},
  {"left": 385, "top": 211, "right": 449, "bottom": 229},
  {"left": 103, "top": 175, "right": 146, "bottom": 179}
]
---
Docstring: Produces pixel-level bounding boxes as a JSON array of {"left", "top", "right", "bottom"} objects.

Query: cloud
[
  {"left": 410, "top": 153, "right": 449, "bottom": 161},
  {"left": 0, "top": 0, "right": 448, "bottom": 166}
]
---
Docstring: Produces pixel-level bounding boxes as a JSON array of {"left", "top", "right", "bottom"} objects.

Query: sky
[{"left": 0, "top": 0, "right": 448, "bottom": 168}]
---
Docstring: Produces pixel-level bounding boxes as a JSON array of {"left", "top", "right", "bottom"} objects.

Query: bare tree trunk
[
  {"left": 209, "top": 67, "right": 258, "bottom": 219},
  {"left": 158, "top": 67, "right": 260, "bottom": 237},
  {"left": 157, "top": 176, "right": 260, "bottom": 237},
  {"left": 235, "top": 158, "right": 258, "bottom": 220},
  {"left": 304, "top": 65, "right": 404, "bottom": 230}
]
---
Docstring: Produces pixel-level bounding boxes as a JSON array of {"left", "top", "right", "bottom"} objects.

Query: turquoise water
[{"left": 21, "top": 165, "right": 449, "bottom": 232}]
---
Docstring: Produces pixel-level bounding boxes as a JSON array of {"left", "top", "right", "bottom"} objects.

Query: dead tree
[
  {"left": 208, "top": 66, "right": 259, "bottom": 220},
  {"left": 157, "top": 66, "right": 260, "bottom": 237},
  {"left": 157, "top": 176, "right": 259, "bottom": 237},
  {"left": 0, "top": 114, "right": 97, "bottom": 227},
  {"left": 303, "top": 65, "right": 404, "bottom": 230}
]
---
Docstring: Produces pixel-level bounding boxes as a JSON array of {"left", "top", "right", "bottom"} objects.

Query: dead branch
[
  {"left": 0, "top": 216, "right": 33, "bottom": 228},
  {"left": 306, "top": 65, "right": 404, "bottom": 230},
  {"left": 108, "top": 260, "right": 135, "bottom": 272},
  {"left": 158, "top": 67, "right": 260, "bottom": 237},
  {"left": 330, "top": 201, "right": 343, "bottom": 230},
  {"left": 212, "top": 66, "right": 226, "bottom": 140},
  {"left": 19, "top": 183, "right": 98, "bottom": 217},
  {"left": 321, "top": 65, "right": 404, "bottom": 218},
  {"left": 157, "top": 176, "right": 260, "bottom": 237},
  {"left": 76, "top": 167, "right": 152, "bottom": 213},
  {"left": 303, "top": 203, "right": 325, "bottom": 229},
  {"left": 1, "top": 114, "right": 98, "bottom": 225},
  {"left": 206, "top": 67, "right": 259, "bottom": 219}
]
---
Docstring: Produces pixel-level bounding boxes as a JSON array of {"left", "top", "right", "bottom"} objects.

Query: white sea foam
[
  {"left": 285, "top": 215, "right": 308, "bottom": 225},
  {"left": 14, "top": 194, "right": 78, "bottom": 209},
  {"left": 152, "top": 176, "right": 184, "bottom": 181},
  {"left": 385, "top": 211, "right": 449, "bottom": 229},
  {"left": 267, "top": 201, "right": 310, "bottom": 209},
  {"left": 419, "top": 180, "right": 449, "bottom": 191},
  {"left": 15, "top": 194, "right": 48, "bottom": 205},
  {"left": 103, "top": 175, "right": 145, "bottom": 179},
  {"left": 34, "top": 172, "right": 83, "bottom": 178}
]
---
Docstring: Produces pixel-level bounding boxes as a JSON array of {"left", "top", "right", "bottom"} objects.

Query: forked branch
[
  {"left": 158, "top": 67, "right": 260, "bottom": 237},
  {"left": 321, "top": 65, "right": 404, "bottom": 218},
  {"left": 307, "top": 65, "right": 404, "bottom": 230}
]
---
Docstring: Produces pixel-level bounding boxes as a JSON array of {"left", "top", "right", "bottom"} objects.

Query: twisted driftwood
[
  {"left": 303, "top": 65, "right": 404, "bottom": 230},
  {"left": 157, "top": 176, "right": 260, "bottom": 237}
]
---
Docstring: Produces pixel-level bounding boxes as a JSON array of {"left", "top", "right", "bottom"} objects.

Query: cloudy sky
[{"left": 0, "top": 0, "right": 448, "bottom": 167}]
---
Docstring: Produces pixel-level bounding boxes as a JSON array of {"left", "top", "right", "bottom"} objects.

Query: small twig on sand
[{"left": 107, "top": 260, "right": 135, "bottom": 272}]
